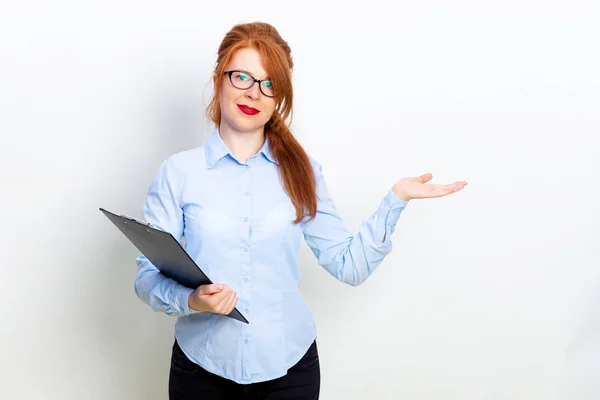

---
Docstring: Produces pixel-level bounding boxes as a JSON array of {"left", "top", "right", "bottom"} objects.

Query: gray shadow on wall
[
  {"left": 89, "top": 72, "right": 212, "bottom": 399},
  {"left": 563, "top": 278, "right": 600, "bottom": 400}
]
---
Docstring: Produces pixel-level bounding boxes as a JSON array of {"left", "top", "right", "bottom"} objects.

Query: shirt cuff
[
  {"left": 377, "top": 189, "right": 409, "bottom": 227},
  {"left": 174, "top": 286, "right": 198, "bottom": 316}
]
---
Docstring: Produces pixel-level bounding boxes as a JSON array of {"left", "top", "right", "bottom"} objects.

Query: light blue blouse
[{"left": 134, "top": 128, "right": 408, "bottom": 384}]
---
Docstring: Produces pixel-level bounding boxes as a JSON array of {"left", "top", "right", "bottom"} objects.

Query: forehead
[{"left": 226, "top": 48, "right": 269, "bottom": 79}]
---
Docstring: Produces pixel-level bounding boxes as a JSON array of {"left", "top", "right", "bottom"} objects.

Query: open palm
[{"left": 392, "top": 173, "right": 467, "bottom": 201}]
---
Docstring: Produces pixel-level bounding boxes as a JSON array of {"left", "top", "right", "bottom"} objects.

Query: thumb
[
  {"left": 417, "top": 172, "right": 433, "bottom": 183},
  {"left": 197, "top": 284, "right": 224, "bottom": 296}
]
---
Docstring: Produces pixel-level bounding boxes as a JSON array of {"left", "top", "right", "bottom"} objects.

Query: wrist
[
  {"left": 392, "top": 187, "right": 410, "bottom": 201},
  {"left": 188, "top": 294, "right": 199, "bottom": 311}
]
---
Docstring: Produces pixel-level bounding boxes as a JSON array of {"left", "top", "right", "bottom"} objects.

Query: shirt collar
[
  {"left": 259, "top": 136, "right": 278, "bottom": 165},
  {"left": 205, "top": 128, "right": 279, "bottom": 168}
]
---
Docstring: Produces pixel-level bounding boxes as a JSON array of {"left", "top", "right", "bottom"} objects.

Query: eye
[
  {"left": 263, "top": 80, "right": 273, "bottom": 88},
  {"left": 237, "top": 73, "right": 250, "bottom": 81}
]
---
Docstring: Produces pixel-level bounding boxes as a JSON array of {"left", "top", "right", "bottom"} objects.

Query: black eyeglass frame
[{"left": 224, "top": 70, "right": 275, "bottom": 98}]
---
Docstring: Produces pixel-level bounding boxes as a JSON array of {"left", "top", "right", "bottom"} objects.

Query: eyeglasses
[{"left": 224, "top": 70, "right": 275, "bottom": 98}]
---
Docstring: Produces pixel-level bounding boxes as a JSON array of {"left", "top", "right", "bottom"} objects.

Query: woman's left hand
[{"left": 392, "top": 173, "right": 467, "bottom": 201}]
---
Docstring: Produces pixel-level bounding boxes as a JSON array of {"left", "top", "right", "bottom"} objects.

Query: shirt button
[
  {"left": 245, "top": 165, "right": 251, "bottom": 170},
  {"left": 244, "top": 338, "right": 249, "bottom": 344},
  {"left": 244, "top": 308, "right": 249, "bottom": 313},
  {"left": 243, "top": 247, "right": 249, "bottom": 252},
  {"left": 244, "top": 191, "right": 250, "bottom": 196},
  {"left": 243, "top": 217, "right": 248, "bottom": 222},
  {"left": 243, "top": 277, "right": 249, "bottom": 282}
]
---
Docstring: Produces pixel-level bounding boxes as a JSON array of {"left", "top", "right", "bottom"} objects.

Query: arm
[
  {"left": 302, "top": 163, "right": 408, "bottom": 286},
  {"left": 133, "top": 158, "right": 197, "bottom": 317}
]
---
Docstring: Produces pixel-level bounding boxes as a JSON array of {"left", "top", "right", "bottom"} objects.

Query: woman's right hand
[{"left": 188, "top": 284, "right": 238, "bottom": 315}]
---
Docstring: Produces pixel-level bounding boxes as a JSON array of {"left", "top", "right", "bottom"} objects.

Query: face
[{"left": 218, "top": 48, "right": 277, "bottom": 135}]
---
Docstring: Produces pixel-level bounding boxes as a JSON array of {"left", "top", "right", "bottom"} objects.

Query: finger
[
  {"left": 197, "top": 284, "right": 224, "bottom": 296},
  {"left": 430, "top": 183, "right": 464, "bottom": 197},
  {"left": 450, "top": 181, "right": 468, "bottom": 191},
  {"left": 222, "top": 293, "right": 238, "bottom": 314},
  {"left": 215, "top": 290, "right": 235, "bottom": 312},
  {"left": 206, "top": 286, "right": 231, "bottom": 308},
  {"left": 230, "top": 294, "right": 239, "bottom": 314},
  {"left": 217, "top": 292, "right": 236, "bottom": 314}
]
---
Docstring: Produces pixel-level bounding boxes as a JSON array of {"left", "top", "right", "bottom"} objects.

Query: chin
[{"left": 225, "top": 113, "right": 267, "bottom": 131}]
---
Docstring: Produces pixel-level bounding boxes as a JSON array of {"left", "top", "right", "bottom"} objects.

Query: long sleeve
[
  {"left": 302, "top": 164, "right": 409, "bottom": 286},
  {"left": 134, "top": 158, "right": 197, "bottom": 317}
]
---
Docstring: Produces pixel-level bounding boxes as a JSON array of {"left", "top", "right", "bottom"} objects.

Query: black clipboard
[{"left": 100, "top": 207, "right": 248, "bottom": 324}]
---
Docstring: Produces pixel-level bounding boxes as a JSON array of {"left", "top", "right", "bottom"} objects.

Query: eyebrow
[{"left": 234, "top": 69, "right": 271, "bottom": 80}]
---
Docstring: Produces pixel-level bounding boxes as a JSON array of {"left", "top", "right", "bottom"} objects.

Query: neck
[{"left": 218, "top": 123, "right": 266, "bottom": 164}]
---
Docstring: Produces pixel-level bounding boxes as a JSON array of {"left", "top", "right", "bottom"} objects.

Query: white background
[{"left": 1, "top": 1, "right": 598, "bottom": 399}]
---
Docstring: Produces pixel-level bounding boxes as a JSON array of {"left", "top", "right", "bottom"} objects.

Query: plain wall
[{"left": 1, "top": 1, "right": 599, "bottom": 399}]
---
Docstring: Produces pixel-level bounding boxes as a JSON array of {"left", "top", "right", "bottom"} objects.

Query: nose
[{"left": 245, "top": 82, "right": 261, "bottom": 100}]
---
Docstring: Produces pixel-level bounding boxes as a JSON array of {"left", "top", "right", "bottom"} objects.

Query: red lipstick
[{"left": 237, "top": 104, "right": 260, "bottom": 116}]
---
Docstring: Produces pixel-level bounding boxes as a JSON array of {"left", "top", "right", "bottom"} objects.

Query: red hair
[{"left": 206, "top": 22, "right": 317, "bottom": 223}]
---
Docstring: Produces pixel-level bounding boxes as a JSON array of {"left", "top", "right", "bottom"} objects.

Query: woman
[{"left": 134, "top": 22, "right": 467, "bottom": 399}]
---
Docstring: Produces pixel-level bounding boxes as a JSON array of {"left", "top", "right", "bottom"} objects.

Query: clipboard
[{"left": 100, "top": 207, "right": 249, "bottom": 324}]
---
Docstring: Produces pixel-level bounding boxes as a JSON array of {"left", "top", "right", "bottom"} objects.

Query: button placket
[{"left": 240, "top": 161, "right": 253, "bottom": 380}]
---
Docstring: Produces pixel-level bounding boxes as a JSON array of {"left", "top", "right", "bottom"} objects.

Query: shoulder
[
  {"left": 161, "top": 146, "right": 206, "bottom": 175},
  {"left": 307, "top": 155, "right": 324, "bottom": 176}
]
